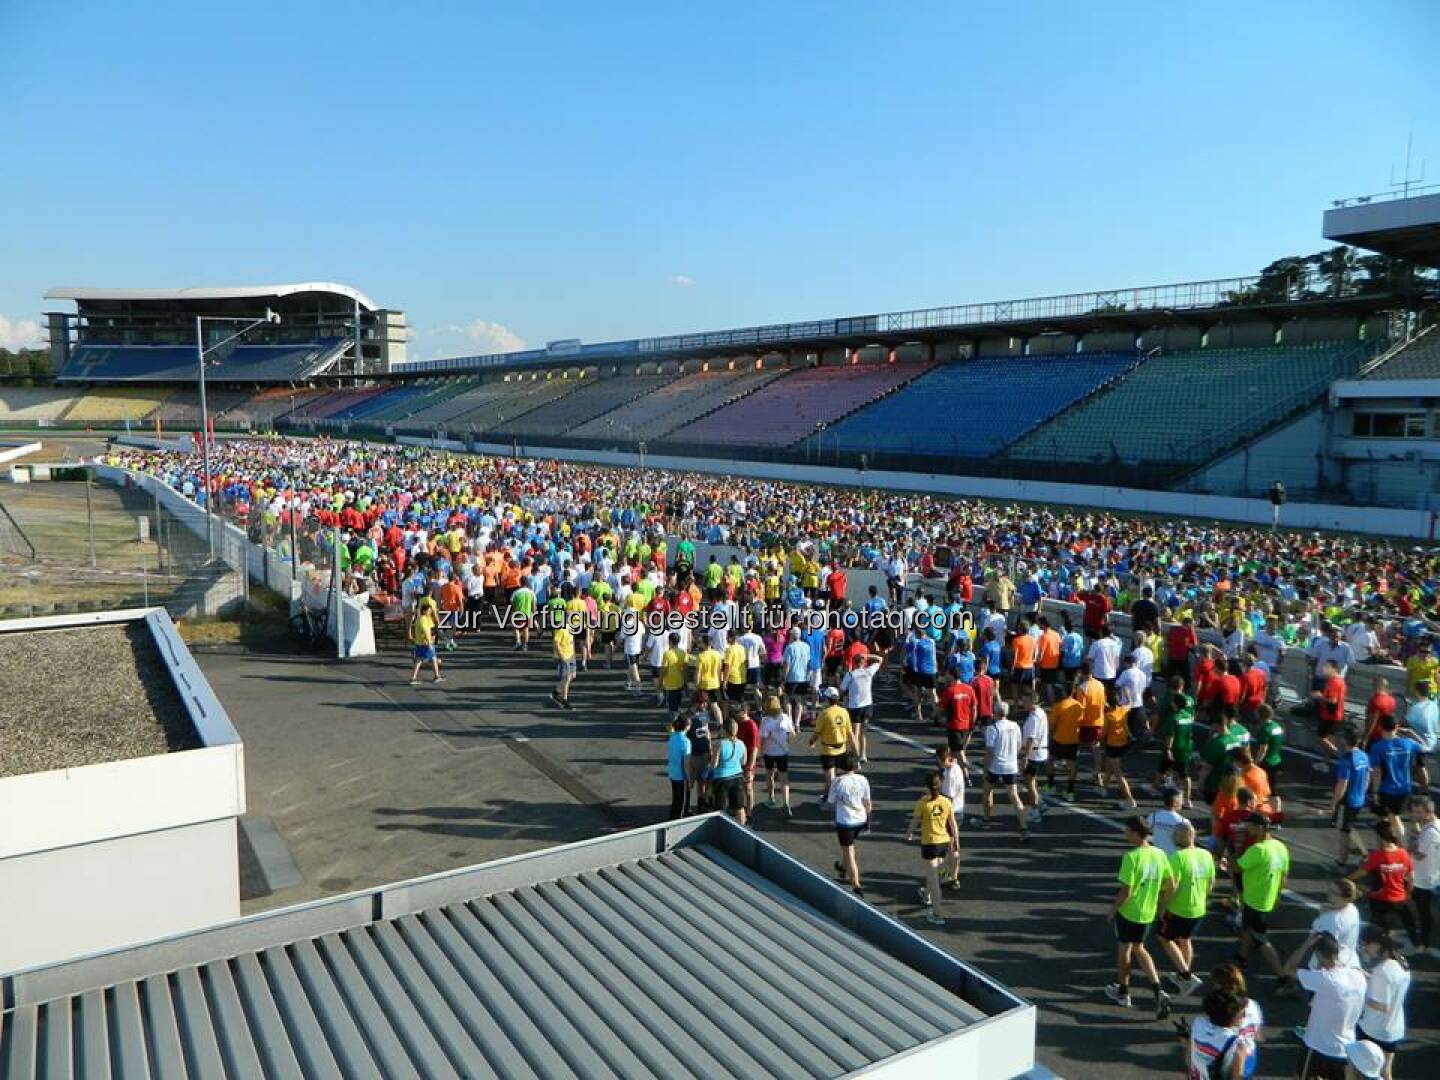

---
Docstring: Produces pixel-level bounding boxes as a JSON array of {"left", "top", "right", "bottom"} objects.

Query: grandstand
[
  {"left": 1364, "top": 323, "right": 1440, "bottom": 379},
  {"left": 670, "top": 362, "right": 934, "bottom": 448},
  {"left": 217, "top": 387, "right": 329, "bottom": 428},
  {"left": 568, "top": 367, "right": 787, "bottom": 440},
  {"left": 147, "top": 388, "right": 254, "bottom": 431},
  {"left": 809, "top": 351, "right": 1141, "bottom": 459},
  {"left": 1003, "top": 342, "right": 1370, "bottom": 469},
  {"left": 0, "top": 387, "right": 78, "bottom": 425},
  {"left": 490, "top": 373, "right": 671, "bottom": 438},
  {"left": 43, "top": 284, "right": 406, "bottom": 381},
  {"left": 429, "top": 376, "right": 585, "bottom": 435},
  {"left": 59, "top": 386, "right": 175, "bottom": 425}
]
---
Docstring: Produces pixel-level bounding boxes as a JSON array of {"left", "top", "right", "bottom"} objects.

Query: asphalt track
[{"left": 197, "top": 617, "right": 1440, "bottom": 1080}]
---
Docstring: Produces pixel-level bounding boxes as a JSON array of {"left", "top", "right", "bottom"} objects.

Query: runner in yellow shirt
[
  {"left": 809, "top": 686, "right": 855, "bottom": 803},
  {"left": 722, "top": 631, "right": 749, "bottom": 706},
  {"left": 905, "top": 771, "right": 959, "bottom": 926}
]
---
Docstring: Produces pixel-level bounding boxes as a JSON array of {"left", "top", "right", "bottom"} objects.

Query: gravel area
[{"left": 0, "top": 622, "right": 199, "bottom": 777}]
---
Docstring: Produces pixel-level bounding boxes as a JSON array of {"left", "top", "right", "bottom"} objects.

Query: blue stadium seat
[{"left": 814, "top": 353, "right": 1140, "bottom": 458}]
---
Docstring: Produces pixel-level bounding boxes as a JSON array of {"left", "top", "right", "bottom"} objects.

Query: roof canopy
[{"left": 44, "top": 282, "right": 378, "bottom": 312}]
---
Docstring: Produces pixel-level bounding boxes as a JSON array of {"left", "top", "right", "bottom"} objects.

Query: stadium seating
[
  {"left": 59, "top": 387, "right": 176, "bottom": 425},
  {"left": 282, "top": 387, "right": 388, "bottom": 423},
  {"left": 0, "top": 387, "right": 81, "bottom": 425},
  {"left": 1364, "top": 326, "right": 1440, "bottom": 379},
  {"left": 1004, "top": 342, "right": 1370, "bottom": 466},
  {"left": 389, "top": 379, "right": 499, "bottom": 430},
  {"left": 567, "top": 368, "right": 786, "bottom": 440},
  {"left": 668, "top": 363, "right": 933, "bottom": 448},
  {"left": 217, "top": 387, "right": 329, "bottom": 427},
  {"left": 491, "top": 375, "right": 670, "bottom": 438},
  {"left": 813, "top": 352, "right": 1141, "bottom": 458},
  {"left": 444, "top": 377, "right": 585, "bottom": 435},
  {"left": 146, "top": 389, "right": 255, "bottom": 430},
  {"left": 58, "top": 338, "right": 348, "bottom": 383},
  {"left": 358, "top": 379, "right": 476, "bottom": 426}
]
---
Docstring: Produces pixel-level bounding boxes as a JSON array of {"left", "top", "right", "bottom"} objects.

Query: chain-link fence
[{"left": 0, "top": 470, "right": 247, "bottom": 622}]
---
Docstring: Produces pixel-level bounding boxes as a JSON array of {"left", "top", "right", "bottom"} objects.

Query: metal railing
[{"left": 396, "top": 270, "right": 1391, "bottom": 376}]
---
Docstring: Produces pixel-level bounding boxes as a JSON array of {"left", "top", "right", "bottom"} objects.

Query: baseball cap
[
  {"left": 1345, "top": 1040, "right": 1384, "bottom": 1078},
  {"left": 822, "top": 686, "right": 840, "bottom": 699}
]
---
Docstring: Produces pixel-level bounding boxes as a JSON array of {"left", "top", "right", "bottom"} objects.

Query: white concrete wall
[
  {"left": 399, "top": 436, "right": 1438, "bottom": 539},
  {"left": 93, "top": 464, "right": 376, "bottom": 657},
  {"left": 0, "top": 818, "right": 239, "bottom": 975}
]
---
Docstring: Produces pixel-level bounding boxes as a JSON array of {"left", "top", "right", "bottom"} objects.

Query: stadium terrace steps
[
  {"left": 491, "top": 374, "right": 671, "bottom": 438},
  {"left": 57, "top": 338, "right": 349, "bottom": 383},
  {"left": 0, "top": 388, "right": 81, "bottom": 424},
  {"left": 807, "top": 352, "right": 1142, "bottom": 459},
  {"left": 58, "top": 386, "right": 177, "bottom": 424},
  {"left": 568, "top": 368, "right": 787, "bottom": 440},
  {"left": 1003, "top": 341, "right": 1370, "bottom": 467},
  {"left": 668, "top": 362, "right": 935, "bottom": 449},
  {"left": 1363, "top": 324, "right": 1440, "bottom": 379},
  {"left": 391, "top": 378, "right": 501, "bottom": 430},
  {"left": 218, "top": 387, "right": 330, "bottom": 427},
  {"left": 360, "top": 378, "right": 477, "bottom": 425},
  {"left": 282, "top": 386, "right": 388, "bottom": 422},
  {"left": 445, "top": 376, "right": 588, "bottom": 435},
  {"left": 146, "top": 388, "right": 254, "bottom": 430}
]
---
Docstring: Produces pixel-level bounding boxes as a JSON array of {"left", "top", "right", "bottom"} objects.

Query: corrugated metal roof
[
  {"left": 0, "top": 835, "right": 990, "bottom": 1079},
  {"left": 44, "top": 283, "right": 378, "bottom": 312}
]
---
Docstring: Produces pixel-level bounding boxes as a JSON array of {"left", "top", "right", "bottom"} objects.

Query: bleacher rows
[{"left": 1, "top": 341, "right": 1369, "bottom": 469}]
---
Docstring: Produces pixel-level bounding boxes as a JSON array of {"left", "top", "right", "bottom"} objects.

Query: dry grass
[{"left": 0, "top": 622, "right": 198, "bottom": 778}]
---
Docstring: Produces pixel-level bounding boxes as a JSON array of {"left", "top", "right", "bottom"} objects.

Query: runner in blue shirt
[
  {"left": 1328, "top": 726, "right": 1371, "bottom": 869},
  {"left": 911, "top": 630, "right": 939, "bottom": 723},
  {"left": 1367, "top": 715, "right": 1427, "bottom": 819}
]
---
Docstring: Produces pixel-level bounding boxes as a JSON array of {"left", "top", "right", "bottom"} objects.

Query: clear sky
[{"left": 2, "top": 1, "right": 1436, "bottom": 359}]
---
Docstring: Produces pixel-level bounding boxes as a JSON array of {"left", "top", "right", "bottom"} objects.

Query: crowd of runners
[{"left": 107, "top": 437, "right": 1438, "bottom": 1079}]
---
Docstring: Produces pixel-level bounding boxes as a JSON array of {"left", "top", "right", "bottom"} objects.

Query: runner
[
  {"left": 1234, "top": 814, "right": 1288, "bottom": 978},
  {"left": 936, "top": 744, "right": 965, "bottom": 888},
  {"left": 1355, "top": 925, "right": 1411, "bottom": 1080},
  {"left": 905, "top": 771, "right": 959, "bottom": 927},
  {"left": 1327, "top": 726, "right": 1372, "bottom": 870},
  {"left": 709, "top": 715, "right": 749, "bottom": 825},
  {"left": 982, "top": 700, "right": 1028, "bottom": 839},
  {"left": 1101, "top": 698, "right": 1139, "bottom": 810},
  {"left": 407, "top": 595, "right": 444, "bottom": 685},
  {"left": 1410, "top": 795, "right": 1439, "bottom": 955},
  {"left": 1295, "top": 935, "right": 1367, "bottom": 1080},
  {"left": 938, "top": 671, "right": 979, "bottom": 772},
  {"left": 666, "top": 714, "right": 691, "bottom": 817},
  {"left": 1050, "top": 681, "right": 1086, "bottom": 798},
  {"left": 1018, "top": 689, "right": 1049, "bottom": 825},
  {"left": 840, "top": 650, "right": 882, "bottom": 764},
  {"left": 758, "top": 694, "right": 796, "bottom": 816},
  {"left": 1349, "top": 821, "right": 1419, "bottom": 943},
  {"left": 830, "top": 754, "right": 871, "bottom": 896},
  {"left": 810, "top": 686, "right": 855, "bottom": 805},
  {"left": 1105, "top": 815, "right": 1175, "bottom": 1018},
  {"left": 1157, "top": 820, "right": 1212, "bottom": 998}
]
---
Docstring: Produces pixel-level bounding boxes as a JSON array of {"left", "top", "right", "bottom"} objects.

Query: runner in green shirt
[
  {"left": 1235, "top": 816, "right": 1289, "bottom": 977},
  {"left": 1252, "top": 702, "right": 1286, "bottom": 817},
  {"left": 1151, "top": 677, "right": 1196, "bottom": 806},
  {"left": 1105, "top": 816, "right": 1176, "bottom": 1017},
  {"left": 1156, "top": 821, "right": 1213, "bottom": 997},
  {"left": 509, "top": 577, "right": 536, "bottom": 651},
  {"left": 1199, "top": 712, "right": 1250, "bottom": 803}
]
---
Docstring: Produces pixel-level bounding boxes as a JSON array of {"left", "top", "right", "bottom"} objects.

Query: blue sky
[{"left": 1, "top": 1, "right": 1436, "bottom": 359}]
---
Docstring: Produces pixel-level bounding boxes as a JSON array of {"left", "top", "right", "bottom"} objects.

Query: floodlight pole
[{"left": 195, "top": 311, "right": 280, "bottom": 559}]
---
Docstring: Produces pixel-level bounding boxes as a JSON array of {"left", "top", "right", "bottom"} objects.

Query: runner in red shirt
[
  {"left": 1352, "top": 821, "right": 1419, "bottom": 940},
  {"left": 1166, "top": 618, "right": 1198, "bottom": 683},
  {"left": 1363, "top": 680, "right": 1397, "bottom": 746},
  {"left": 939, "top": 673, "right": 978, "bottom": 766},
  {"left": 1310, "top": 660, "right": 1347, "bottom": 755},
  {"left": 1238, "top": 657, "right": 1268, "bottom": 721},
  {"left": 972, "top": 656, "right": 996, "bottom": 727},
  {"left": 827, "top": 564, "right": 848, "bottom": 609}
]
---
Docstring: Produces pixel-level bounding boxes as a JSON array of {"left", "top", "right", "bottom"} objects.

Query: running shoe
[
  {"left": 408, "top": 677, "right": 419, "bottom": 685},
  {"left": 924, "top": 911, "right": 946, "bottom": 927},
  {"left": 1154, "top": 992, "right": 1172, "bottom": 1020},
  {"left": 433, "top": 676, "right": 446, "bottom": 683},
  {"left": 1103, "top": 984, "right": 1132, "bottom": 1008},
  {"left": 917, "top": 886, "right": 931, "bottom": 906}
]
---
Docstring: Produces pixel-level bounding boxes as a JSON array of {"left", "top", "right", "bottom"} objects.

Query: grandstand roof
[
  {"left": 44, "top": 283, "right": 378, "bottom": 311},
  {"left": 0, "top": 815, "right": 1035, "bottom": 1079}
]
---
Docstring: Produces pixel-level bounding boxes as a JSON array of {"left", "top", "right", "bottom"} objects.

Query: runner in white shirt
[
  {"left": 1131, "top": 642, "right": 1155, "bottom": 687},
  {"left": 646, "top": 629, "right": 669, "bottom": 705},
  {"left": 1187, "top": 990, "right": 1252, "bottom": 1080},
  {"left": 738, "top": 628, "right": 765, "bottom": 699},
  {"left": 830, "top": 755, "right": 872, "bottom": 895},
  {"left": 840, "top": 653, "right": 882, "bottom": 764},
  {"left": 934, "top": 744, "right": 966, "bottom": 887},
  {"left": 1296, "top": 937, "right": 1367, "bottom": 1078},
  {"left": 1018, "top": 691, "right": 1049, "bottom": 825},
  {"left": 1088, "top": 628, "right": 1122, "bottom": 683},
  {"left": 983, "top": 701, "right": 1028, "bottom": 839},
  {"left": 1356, "top": 925, "right": 1411, "bottom": 1078},
  {"left": 621, "top": 612, "right": 646, "bottom": 692},
  {"left": 1410, "top": 796, "right": 1439, "bottom": 957},
  {"left": 757, "top": 697, "right": 797, "bottom": 816},
  {"left": 1146, "top": 787, "right": 1188, "bottom": 856}
]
